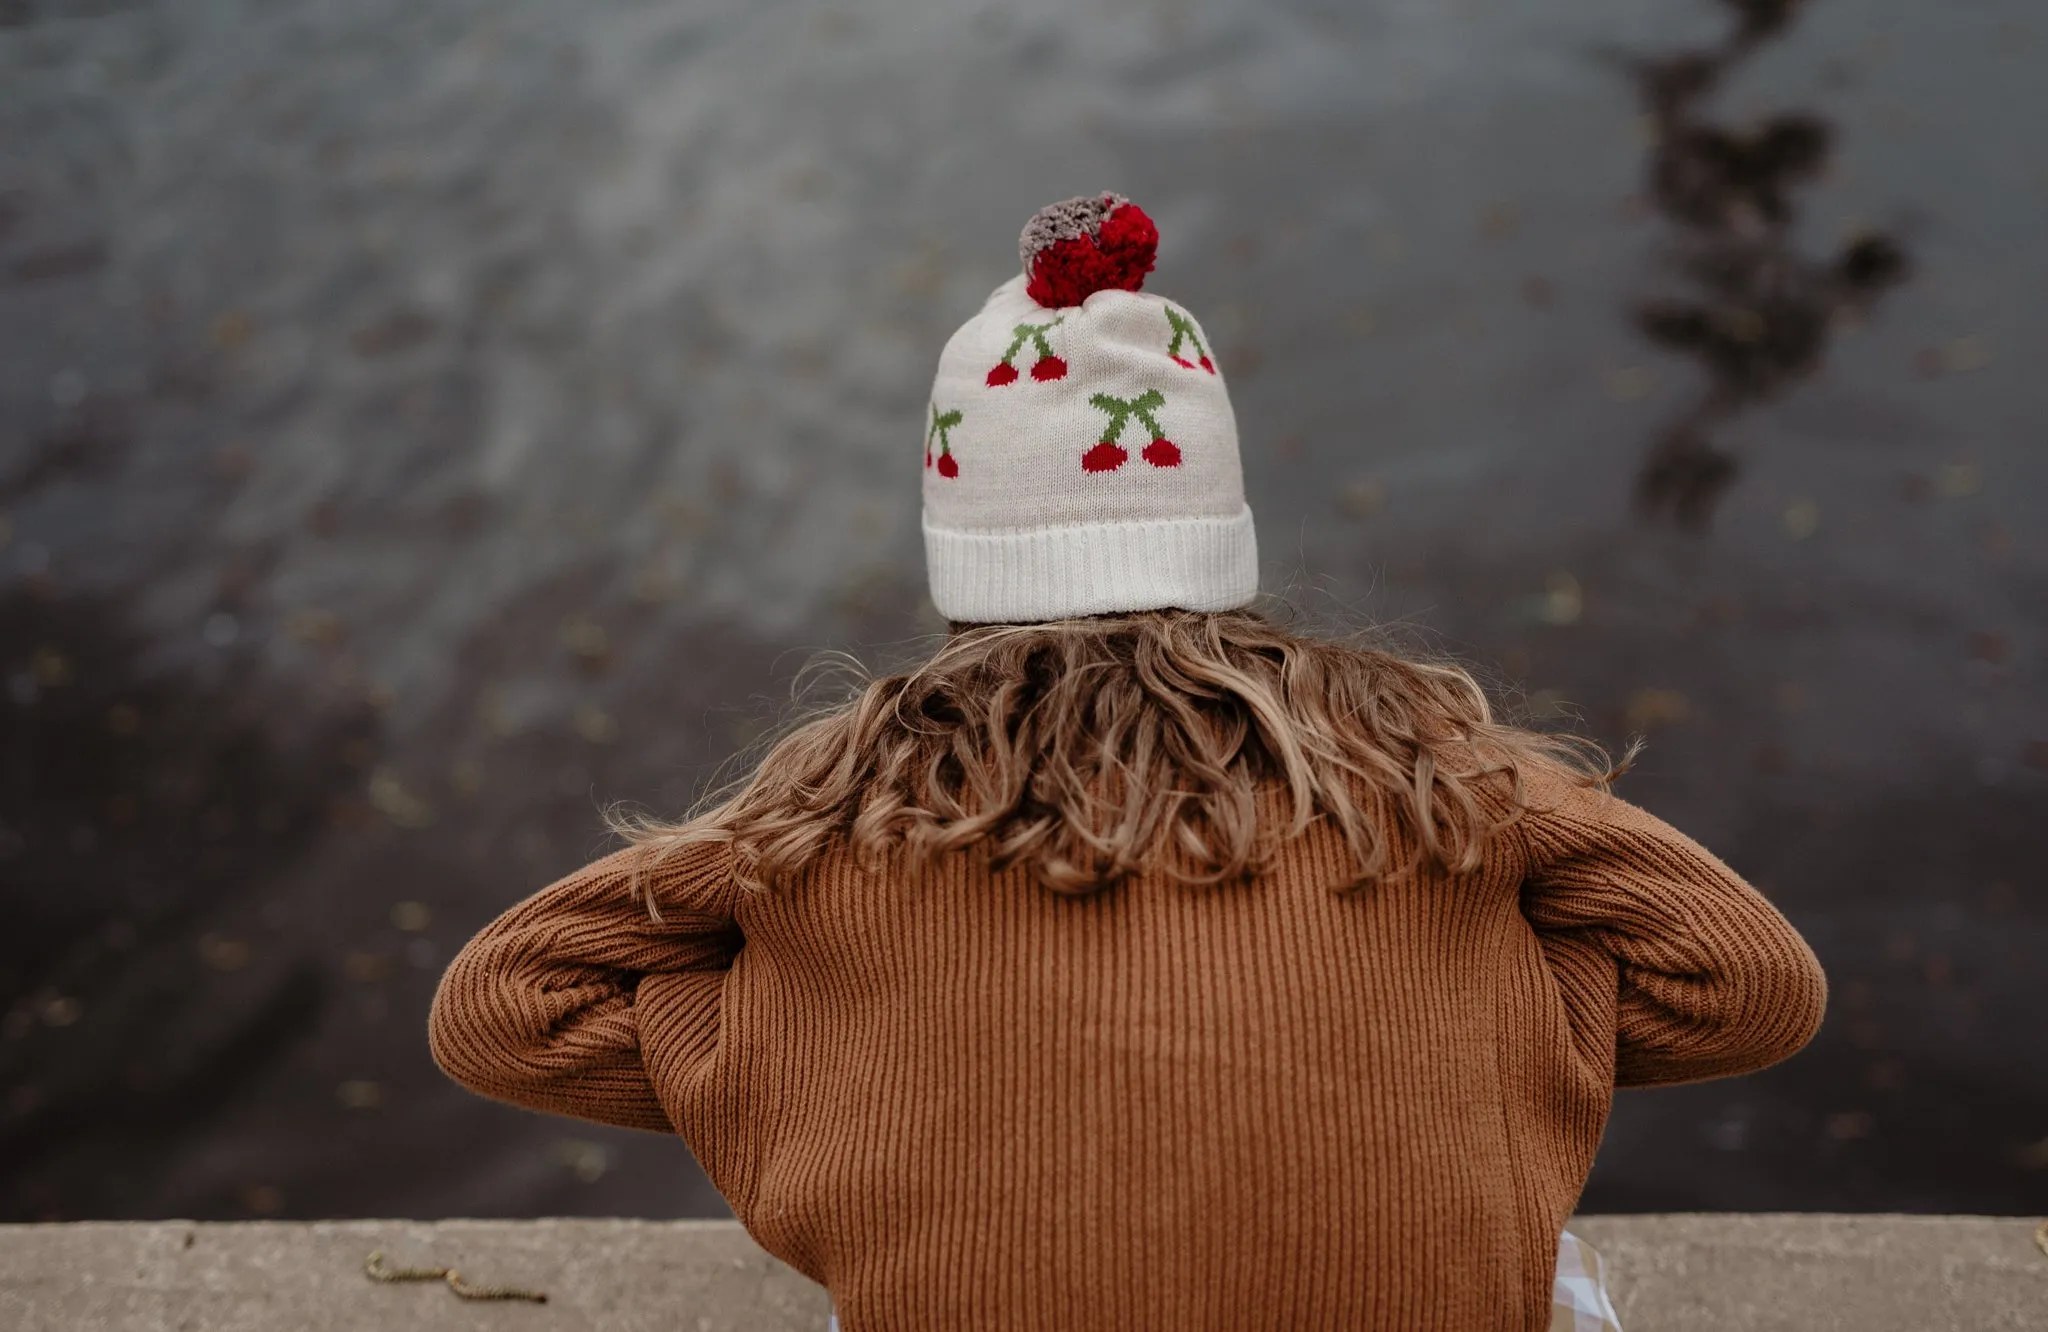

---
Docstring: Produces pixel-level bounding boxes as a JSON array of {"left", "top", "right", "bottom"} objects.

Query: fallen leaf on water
[
  {"left": 555, "top": 1139, "right": 612, "bottom": 1183},
  {"left": 1936, "top": 462, "right": 1983, "bottom": 498},
  {"left": 31, "top": 647, "right": 70, "bottom": 687},
  {"left": 285, "top": 609, "right": 343, "bottom": 646},
  {"left": 560, "top": 617, "right": 611, "bottom": 662},
  {"left": 1968, "top": 632, "right": 2009, "bottom": 665},
  {"left": 1625, "top": 688, "right": 1690, "bottom": 731},
  {"left": 1945, "top": 334, "right": 1992, "bottom": 372},
  {"left": 1825, "top": 1111, "right": 1875, "bottom": 1141},
  {"left": 1604, "top": 365, "right": 1655, "bottom": 402},
  {"left": 238, "top": 1184, "right": 284, "bottom": 1215},
  {"left": 574, "top": 705, "right": 619, "bottom": 745},
  {"left": 1336, "top": 478, "right": 1387, "bottom": 520},
  {"left": 1542, "top": 572, "right": 1583, "bottom": 625},
  {"left": 197, "top": 934, "right": 251, "bottom": 972},
  {"left": 449, "top": 758, "right": 483, "bottom": 795},
  {"left": 367, "top": 768, "right": 436, "bottom": 829},
  {"left": 337, "top": 1080, "right": 383, "bottom": 1110},
  {"left": 210, "top": 310, "right": 253, "bottom": 351}
]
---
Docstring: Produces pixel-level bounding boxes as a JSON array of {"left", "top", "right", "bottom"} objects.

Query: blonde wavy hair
[{"left": 614, "top": 608, "right": 1628, "bottom": 899}]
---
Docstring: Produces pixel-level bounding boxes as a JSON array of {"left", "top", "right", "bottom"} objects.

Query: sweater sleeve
[
  {"left": 1516, "top": 771, "right": 1827, "bottom": 1088},
  {"left": 428, "top": 841, "right": 741, "bottom": 1132}
]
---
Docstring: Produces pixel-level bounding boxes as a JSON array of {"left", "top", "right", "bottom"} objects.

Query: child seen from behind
[{"left": 431, "top": 195, "right": 1826, "bottom": 1331}]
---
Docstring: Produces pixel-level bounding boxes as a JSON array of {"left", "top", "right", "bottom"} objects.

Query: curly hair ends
[{"left": 610, "top": 608, "right": 1630, "bottom": 902}]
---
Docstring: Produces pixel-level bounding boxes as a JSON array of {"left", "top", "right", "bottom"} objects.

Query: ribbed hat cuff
[{"left": 922, "top": 506, "right": 1259, "bottom": 623}]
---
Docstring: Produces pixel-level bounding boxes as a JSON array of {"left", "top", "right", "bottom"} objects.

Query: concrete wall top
[{"left": 1, "top": 1215, "right": 2042, "bottom": 1331}]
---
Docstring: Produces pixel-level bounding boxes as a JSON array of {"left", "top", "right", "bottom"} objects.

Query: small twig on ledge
[{"left": 364, "top": 1250, "right": 549, "bottom": 1304}]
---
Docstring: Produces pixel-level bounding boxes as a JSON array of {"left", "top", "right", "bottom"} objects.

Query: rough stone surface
[
  {"left": 0, "top": 1218, "right": 831, "bottom": 1332},
  {"left": 1565, "top": 1214, "right": 2046, "bottom": 1331},
  {"left": 2, "top": 1216, "right": 2043, "bottom": 1330}
]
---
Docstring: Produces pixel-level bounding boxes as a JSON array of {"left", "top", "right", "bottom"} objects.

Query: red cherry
[
  {"left": 987, "top": 362, "right": 1019, "bottom": 387},
  {"left": 925, "top": 450, "right": 932, "bottom": 468},
  {"left": 1142, "top": 438, "right": 1181, "bottom": 468},
  {"left": 1170, "top": 355, "right": 1194, "bottom": 369},
  {"left": 1030, "top": 355, "right": 1068, "bottom": 382},
  {"left": 1199, "top": 355, "right": 1215, "bottom": 374},
  {"left": 936, "top": 452, "right": 959, "bottom": 478},
  {"left": 1082, "top": 441, "right": 1128, "bottom": 473}
]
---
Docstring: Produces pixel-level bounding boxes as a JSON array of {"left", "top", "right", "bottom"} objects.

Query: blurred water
[{"left": 2, "top": 0, "right": 2043, "bottom": 1220}]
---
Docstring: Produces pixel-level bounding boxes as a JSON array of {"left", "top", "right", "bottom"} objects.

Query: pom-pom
[{"left": 1019, "top": 193, "right": 1158, "bottom": 309}]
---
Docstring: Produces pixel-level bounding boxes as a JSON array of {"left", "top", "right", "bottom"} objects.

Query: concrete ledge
[{"left": 0, "top": 1215, "right": 2040, "bottom": 1330}]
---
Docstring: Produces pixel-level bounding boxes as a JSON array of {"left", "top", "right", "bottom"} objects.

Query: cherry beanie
[{"left": 921, "top": 193, "right": 1258, "bottom": 624}]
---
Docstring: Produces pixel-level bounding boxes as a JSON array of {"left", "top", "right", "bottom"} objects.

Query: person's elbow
[
  {"left": 1618, "top": 915, "right": 1828, "bottom": 1087},
  {"left": 426, "top": 940, "right": 540, "bottom": 1104},
  {"left": 1724, "top": 922, "right": 1828, "bottom": 1074}
]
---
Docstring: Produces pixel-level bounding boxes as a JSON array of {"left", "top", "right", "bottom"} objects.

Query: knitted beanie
[{"left": 921, "top": 193, "right": 1258, "bottom": 624}]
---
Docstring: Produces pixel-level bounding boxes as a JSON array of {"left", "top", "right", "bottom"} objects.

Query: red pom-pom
[{"left": 1021, "top": 196, "right": 1158, "bottom": 309}]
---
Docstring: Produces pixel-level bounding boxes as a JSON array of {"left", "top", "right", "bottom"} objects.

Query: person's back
[{"left": 429, "top": 197, "right": 1825, "bottom": 1331}]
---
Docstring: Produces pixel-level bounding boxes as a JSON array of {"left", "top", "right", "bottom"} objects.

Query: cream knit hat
[{"left": 921, "top": 194, "right": 1258, "bottom": 624}]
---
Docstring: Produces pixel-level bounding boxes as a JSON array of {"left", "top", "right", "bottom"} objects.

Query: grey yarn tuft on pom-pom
[{"left": 1018, "top": 192, "right": 1130, "bottom": 272}]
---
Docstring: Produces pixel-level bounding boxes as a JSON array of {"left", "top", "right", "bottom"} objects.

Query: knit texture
[
  {"left": 921, "top": 224, "right": 1256, "bottom": 622},
  {"left": 430, "top": 770, "right": 1826, "bottom": 1331}
]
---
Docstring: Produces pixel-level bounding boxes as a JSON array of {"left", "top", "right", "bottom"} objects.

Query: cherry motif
[
  {"left": 926, "top": 404, "right": 964, "bottom": 479},
  {"left": 1142, "top": 438, "right": 1182, "bottom": 468},
  {"left": 988, "top": 319, "right": 1064, "bottom": 387},
  {"left": 1164, "top": 307, "right": 1216, "bottom": 375},
  {"left": 1085, "top": 389, "right": 1176, "bottom": 473},
  {"left": 1082, "top": 441, "right": 1129, "bottom": 473}
]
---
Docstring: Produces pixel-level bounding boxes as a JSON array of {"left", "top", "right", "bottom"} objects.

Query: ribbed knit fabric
[{"left": 430, "top": 770, "right": 1826, "bottom": 1331}]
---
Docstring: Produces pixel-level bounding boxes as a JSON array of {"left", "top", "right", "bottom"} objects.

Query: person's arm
[
  {"left": 1517, "top": 771, "right": 1827, "bottom": 1087},
  {"left": 428, "top": 840, "right": 739, "bottom": 1132}
]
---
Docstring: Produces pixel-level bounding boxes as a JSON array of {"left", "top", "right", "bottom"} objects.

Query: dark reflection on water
[
  {"left": 0, "top": 589, "right": 368, "bottom": 1220},
  {"left": 1627, "top": 0, "right": 1911, "bottom": 527}
]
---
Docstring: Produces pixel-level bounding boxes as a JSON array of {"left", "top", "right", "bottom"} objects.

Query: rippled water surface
[{"left": 2, "top": 0, "right": 2043, "bottom": 1219}]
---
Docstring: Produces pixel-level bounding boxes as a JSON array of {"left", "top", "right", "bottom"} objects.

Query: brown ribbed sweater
[{"left": 429, "top": 771, "right": 1825, "bottom": 1330}]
